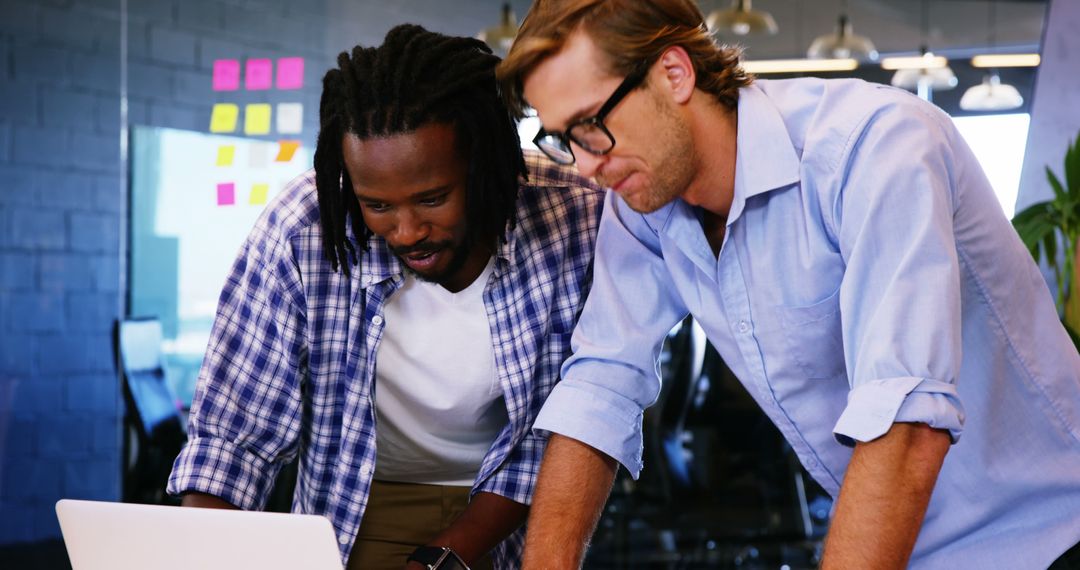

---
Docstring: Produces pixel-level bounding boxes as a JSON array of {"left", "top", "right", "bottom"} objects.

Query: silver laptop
[{"left": 56, "top": 499, "right": 344, "bottom": 570}]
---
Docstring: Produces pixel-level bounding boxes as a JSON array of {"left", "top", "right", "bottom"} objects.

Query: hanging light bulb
[
  {"left": 960, "top": 73, "right": 1023, "bottom": 111},
  {"left": 707, "top": 0, "right": 778, "bottom": 37},
  {"left": 478, "top": 3, "right": 518, "bottom": 56},
  {"left": 890, "top": 51, "right": 957, "bottom": 92},
  {"left": 808, "top": 13, "right": 878, "bottom": 62}
]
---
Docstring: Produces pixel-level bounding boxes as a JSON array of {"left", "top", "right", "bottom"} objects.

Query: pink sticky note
[
  {"left": 245, "top": 59, "right": 273, "bottom": 90},
  {"left": 276, "top": 57, "right": 304, "bottom": 90},
  {"left": 217, "top": 183, "right": 235, "bottom": 206},
  {"left": 212, "top": 59, "right": 240, "bottom": 91}
]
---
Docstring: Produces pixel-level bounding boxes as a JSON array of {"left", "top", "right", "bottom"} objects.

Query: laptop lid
[{"left": 56, "top": 499, "right": 344, "bottom": 570}]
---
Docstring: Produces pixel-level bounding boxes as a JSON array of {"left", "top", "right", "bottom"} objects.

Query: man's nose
[
  {"left": 390, "top": 209, "right": 429, "bottom": 247},
  {"left": 573, "top": 146, "right": 608, "bottom": 179}
]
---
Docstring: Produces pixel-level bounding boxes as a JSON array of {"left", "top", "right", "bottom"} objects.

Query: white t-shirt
[{"left": 373, "top": 257, "right": 507, "bottom": 485}]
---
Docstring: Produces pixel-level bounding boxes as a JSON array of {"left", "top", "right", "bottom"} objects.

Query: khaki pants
[{"left": 347, "top": 480, "right": 494, "bottom": 570}]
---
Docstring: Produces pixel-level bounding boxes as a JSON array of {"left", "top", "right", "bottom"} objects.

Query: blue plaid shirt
[{"left": 168, "top": 151, "right": 604, "bottom": 567}]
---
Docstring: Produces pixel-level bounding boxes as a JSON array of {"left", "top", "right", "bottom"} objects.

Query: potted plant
[{"left": 1011, "top": 129, "right": 1080, "bottom": 349}]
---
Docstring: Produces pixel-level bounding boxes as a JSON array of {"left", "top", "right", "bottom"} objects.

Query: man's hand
[
  {"left": 421, "top": 491, "right": 528, "bottom": 567},
  {"left": 522, "top": 434, "right": 618, "bottom": 569},
  {"left": 822, "top": 422, "right": 951, "bottom": 569}
]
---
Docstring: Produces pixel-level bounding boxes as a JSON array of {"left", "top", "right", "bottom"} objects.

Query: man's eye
[
  {"left": 420, "top": 195, "right": 446, "bottom": 207},
  {"left": 363, "top": 202, "right": 390, "bottom": 212}
]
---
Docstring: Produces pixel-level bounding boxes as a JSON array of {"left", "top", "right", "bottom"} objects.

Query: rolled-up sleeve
[
  {"left": 832, "top": 100, "right": 968, "bottom": 446},
  {"left": 534, "top": 192, "right": 688, "bottom": 478},
  {"left": 168, "top": 227, "right": 307, "bottom": 509}
]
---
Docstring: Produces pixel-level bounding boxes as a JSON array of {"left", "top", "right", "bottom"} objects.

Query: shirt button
[
  {"left": 363, "top": 276, "right": 372, "bottom": 285},
  {"left": 359, "top": 462, "right": 372, "bottom": 476},
  {"left": 338, "top": 533, "right": 350, "bottom": 545},
  {"left": 371, "top": 315, "right": 383, "bottom": 326},
  {"left": 737, "top": 320, "right": 750, "bottom": 333}
]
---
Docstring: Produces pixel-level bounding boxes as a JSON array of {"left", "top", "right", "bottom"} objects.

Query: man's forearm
[
  {"left": 522, "top": 434, "right": 618, "bottom": 569},
  {"left": 822, "top": 421, "right": 951, "bottom": 569},
  {"left": 427, "top": 491, "right": 529, "bottom": 566},
  {"left": 181, "top": 491, "right": 240, "bottom": 509}
]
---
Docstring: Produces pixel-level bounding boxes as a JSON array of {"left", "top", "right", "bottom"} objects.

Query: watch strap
[{"left": 408, "top": 545, "right": 449, "bottom": 567}]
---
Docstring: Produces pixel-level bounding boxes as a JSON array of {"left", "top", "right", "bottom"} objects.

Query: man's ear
[{"left": 657, "top": 46, "right": 696, "bottom": 105}]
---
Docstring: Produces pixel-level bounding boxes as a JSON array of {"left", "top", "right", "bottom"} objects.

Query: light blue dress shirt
[{"left": 535, "top": 78, "right": 1080, "bottom": 568}]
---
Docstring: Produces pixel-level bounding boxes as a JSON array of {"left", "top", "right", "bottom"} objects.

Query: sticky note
[
  {"left": 275, "top": 140, "right": 301, "bottom": 162},
  {"left": 244, "top": 104, "right": 272, "bottom": 135},
  {"left": 249, "top": 142, "right": 269, "bottom": 168},
  {"left": 276, "top": 102, "right": 303, "bottom": 134},
  {"left": 245, "top": 58, "right": 273, "bottom": 90},
  {"left": 215, "top": 145, "right": 235, "bottom": 166},
  {"left": 212, "top": 59, "right": 240, "bottom": 91},
  {"left": 209, "top": 103, "right": 239, "bottom": 133},
  {"left": 276, "top": 57, "right": 304, "bottom": 90},
  {"left": 217, "top": 183, "right": 235, "bottom": 206},
  {"left": 249, "top": 183, "right": 269, "bottom": 205}
]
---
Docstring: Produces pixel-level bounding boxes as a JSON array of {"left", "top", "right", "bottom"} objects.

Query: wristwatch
[{"left": 407, "top": 545, "right": 471, "bottom": 570}]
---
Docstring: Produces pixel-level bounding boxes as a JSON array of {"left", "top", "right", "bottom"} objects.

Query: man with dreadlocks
[{"left": 167, "top": 24, "right": 604, "bottom": 570}]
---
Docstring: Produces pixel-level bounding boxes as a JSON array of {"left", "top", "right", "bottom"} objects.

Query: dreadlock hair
[{"left": 314, "top": 24, "right": 527, "bottom": 275}]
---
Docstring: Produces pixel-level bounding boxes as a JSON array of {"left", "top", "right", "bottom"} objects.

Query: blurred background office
[{"left": 1, "top": 0, "right": 1077, "bottom": 567}]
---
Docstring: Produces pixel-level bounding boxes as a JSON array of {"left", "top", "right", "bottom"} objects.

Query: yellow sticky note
[
  {"left": 249, "top": 183, "right": 269, "bottom": 205},
  {"left": 209, "top": 103, "right": 239, "bottom": 133},
  {"left": 215, "top": 145, "right": 235, "bottom": 166},
  {"left": 275, "top": 140, "right": 300, "bottom": 162},
  {"left": 244, "top": 103, "right": 272, "bottom": 135}
]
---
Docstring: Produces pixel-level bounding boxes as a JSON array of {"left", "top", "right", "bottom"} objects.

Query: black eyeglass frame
[{"left": 532, "top": 60, "right": 652, "bottom": 165}]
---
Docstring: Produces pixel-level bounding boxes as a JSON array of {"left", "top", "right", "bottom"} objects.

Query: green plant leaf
[
  {"left": 1065, "top": 138, "right": 1080, "bottom": 195},
  {"left": 1042, "top": 230, "right": 1058, "bottom": 267},
  {"left": 1048, "top": 165, "right": 1067, "bottom": 203}
]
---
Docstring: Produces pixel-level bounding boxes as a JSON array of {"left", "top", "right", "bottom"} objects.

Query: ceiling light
[
  {"left": 707, "top": 0, "right": 778, "bottom": 36},
  {"left": 477, "top": 3, "right": 518, "bottom": 56},
  {"left": 971, "top": 53, "right": 1041, "bottom": 68},
  {"left": 890, "top": 64, "right": 957, "bottom": 91},
  {"left": 881, "top": 53, "right": 948, "bottom": 70},
  {"left": 960, "top": 73, "right": 1023, "bottom": 111},
  {"left": 743, "top": 58, "right": 858, "bottom": 74},
  {"left": 808, "top": 14, "right": 878, "bottom": 62}
]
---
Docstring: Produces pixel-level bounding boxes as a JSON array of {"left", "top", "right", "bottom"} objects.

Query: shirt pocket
[{"left": 775, "top": 287, "right": 846, "bottom": 379}]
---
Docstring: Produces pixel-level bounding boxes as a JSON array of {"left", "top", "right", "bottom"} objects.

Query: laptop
[{"left": 56, "top": 499, "right": 344, "bottom": 570}]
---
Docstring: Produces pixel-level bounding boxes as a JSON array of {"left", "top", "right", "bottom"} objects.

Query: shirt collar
[
  {"left": 639, "top": 82, "right": 802, "bottom": 276},
  {"left": 728, "top": 81, "right": 801, "bottom": 223}
]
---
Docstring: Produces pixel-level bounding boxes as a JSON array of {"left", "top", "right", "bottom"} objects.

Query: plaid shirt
[{"left": 168, "top": 151, "right": 604, "bottom": 568}]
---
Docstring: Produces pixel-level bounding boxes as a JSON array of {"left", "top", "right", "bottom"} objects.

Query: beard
[
  {"left": 391, "top": 233, "right": 474, "bottom": 284},
  {"left": 602, "top": 90, "right": 696, "bottom": 214}
]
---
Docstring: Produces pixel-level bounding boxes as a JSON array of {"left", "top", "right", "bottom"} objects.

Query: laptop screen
[{"left": 56, "top": 499, "right": 344, "bottom": 570}]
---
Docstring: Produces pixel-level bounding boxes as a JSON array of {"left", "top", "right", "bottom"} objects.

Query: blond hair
[{"left": 496, "top": 0, "right": 753, "bottom": 117}]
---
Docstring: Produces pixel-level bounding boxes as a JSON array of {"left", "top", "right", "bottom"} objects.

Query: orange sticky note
[
  {"left": 244, "top": 103, "right": 272, "bottom": 135},
  {"left": 275, "top": 140, "right": 300, "bottom": 162},
  {"left": 215, "top": 145, "right": 235, "bottom": 166},
  {"left": 209, "top": 103, "right": 239, "bottom": 133},
  {"left": 249, "top": 183, "right": 269, "bottom": 205}
]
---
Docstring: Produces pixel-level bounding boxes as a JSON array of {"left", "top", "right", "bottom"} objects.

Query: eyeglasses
[{"left": 532, "top": 61, "right": 651, "bottom": 165}]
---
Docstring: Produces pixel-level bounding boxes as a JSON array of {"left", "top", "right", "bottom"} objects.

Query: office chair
[{"left": 114, "top": 317, "right": 187, "bottom": 505}]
